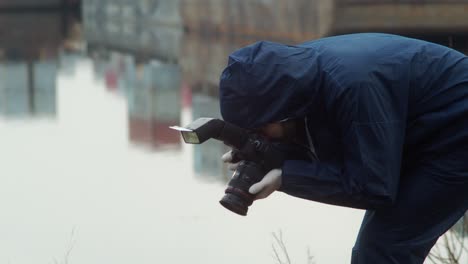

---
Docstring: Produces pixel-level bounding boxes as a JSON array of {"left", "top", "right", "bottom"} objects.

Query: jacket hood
[{"left": 219, "top": 41, "right": 321, "bottom": 129}]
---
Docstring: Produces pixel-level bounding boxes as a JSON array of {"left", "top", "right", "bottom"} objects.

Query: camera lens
[
  {"left": 219, "top": 161, "right": 263, "bottom": 216},
  {"left": 219, "top": 193, "right": 249, "bottom": 216}
]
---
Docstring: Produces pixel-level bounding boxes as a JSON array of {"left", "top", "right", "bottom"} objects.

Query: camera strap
[{"left": 304, "top": 116, "right": 319, "bottom": 161}]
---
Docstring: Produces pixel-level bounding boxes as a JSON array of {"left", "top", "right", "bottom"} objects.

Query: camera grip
[{"left": 230, "top": 149, "right": 244, "bottom": 163}]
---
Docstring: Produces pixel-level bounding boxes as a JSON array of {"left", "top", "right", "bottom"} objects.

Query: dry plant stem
[
  {"left": 52, "top": 227, "right": 77, "bottom": 264},
  {"left": 428, "top": 215, "right": 467, "bottom": 264},
  {"left": 271, "top": 230, "right": 316, "bottom": 264},
  {"left": 272, "top": 230, "right": 291, "bottom": 264},
  {"left": 307, "top": 247, "right": 316, "bottom": 264}
]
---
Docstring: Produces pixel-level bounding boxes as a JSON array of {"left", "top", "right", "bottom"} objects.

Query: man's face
[
  {"left": 258, "top": 120, "right": 298, "bottom": 141},
  {"left": 258, "top": 118, "right": 315, "bottom": 161},
  {"left": 260, "top": 123, "right": 286, "bottom": 139}
]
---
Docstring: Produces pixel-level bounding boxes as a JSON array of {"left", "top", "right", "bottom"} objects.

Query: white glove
[
  {"left": 249, "top": 169, "right": 282, "bottom": 200},
  {"left": 221, "top": 150, "right": 240, "bottom": 171},
  {"left": 222, "top": 151, "right": 282, "bottom": 199}
]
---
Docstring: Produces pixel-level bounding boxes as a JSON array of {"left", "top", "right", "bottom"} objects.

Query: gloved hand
[
  {"left": 248, "top": 169, "right": 282, "bottom": 200},
  {"left": 222, "top": 150, "right": 282, "bottom": 199},
  {"left": 221, "top": 150, "right": 240, "bottom": 171}
]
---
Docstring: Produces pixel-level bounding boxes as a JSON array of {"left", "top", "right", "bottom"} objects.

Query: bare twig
[
  {"left": 306, "top": 247, "right": 316, "bottom": 264},
  {"left": 64, "top": 227, "right": 77, "bottom": 264},
  {"left": 271, "top": 230, "right": 317, "bottom": 264},
  {"left": 51, "top": 226, "right": 77, "bottom": 264},
  {"left": 272, "top": 230, "right": 291, "bottom": 264},
  {"left": 272, "top": 244, "right": 285, "bottom": 264},
  {"left": 428, "top": 213, "right": 467, "bottom": 264}
]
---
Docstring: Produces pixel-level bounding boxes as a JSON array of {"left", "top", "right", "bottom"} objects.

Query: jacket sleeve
[{"left": 279, "top": 79, "right": 407, "bottom": 209}]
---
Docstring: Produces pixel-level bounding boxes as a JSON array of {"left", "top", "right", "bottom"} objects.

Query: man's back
[{"left": 299, "top": 33, "right": 468, "bottom": 156}]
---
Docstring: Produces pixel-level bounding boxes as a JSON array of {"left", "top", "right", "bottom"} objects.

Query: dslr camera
[{"left": 171, "top": 118, "right": 285, "bottom": 216}]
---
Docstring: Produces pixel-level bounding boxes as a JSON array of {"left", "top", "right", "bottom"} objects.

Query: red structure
[
  {"left": 128, "top": 118, "right": 180, "bottom": 149},
  {"left": 126, "top": 62, "right": 182, "bottom": 150}
]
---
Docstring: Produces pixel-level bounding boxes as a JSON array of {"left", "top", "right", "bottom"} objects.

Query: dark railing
[
  {"left": 339, "top": 0, "right": 468, "bottom": 4},
  {"left": 0, "top": 0, "right": 80, "bottom": 12}
]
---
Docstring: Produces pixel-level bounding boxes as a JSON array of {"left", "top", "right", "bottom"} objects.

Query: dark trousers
[{"left": 351, "top": 150, "right": 468, "bottom": 263}]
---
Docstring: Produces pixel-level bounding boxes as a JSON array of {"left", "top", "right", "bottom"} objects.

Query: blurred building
[
  {"left": 331, "top": 0, "right": 468, "bottom": 53},
  {"left": 126, "top": 60, "right": 182, "bottom": 150},
  {"left": 180, "top": 0, "right": 317, "bottom": 97},
  {"left": 83, "top": 0, "right": 184, "bottom": 150},
  {"left": 84, "top": 0, "right": 468, "bottom": 98},
  {"left": 0, "top": 12, "right": 64, "bottom": 118},
  {"left": 82, "top": 0, "right": 468, "bottom": 151},
  {"left": 180, "top": 35, "right": 239, "bottom": 98},
  {"left": 332, "top": 1, "right": 468, "bottom": 35},
  {"left": 181, "top": 1, "right": 468, "bottom": 44},
  {"left": 99, "top": 52, "right": 134, "bottom": 93},
  {"left": 82, "top": 0, "right": 182, "bottom": 63},
  {"left": 181, "top": 0, "right": 322, "bottom": 42},
  {"left": 179, "top": 0, "right": 468, "bottom": 95},
  {"left": 0, "top": 13, "right": 62, "bottom": 61},
  {"left": 0, "top": 61, "right": 57, "bottom": 117},
  {"left": 191, "top": 93, "right": 230, "bottom": 182},
  {"left": 87, "top": 50, "right": 183, "bottom": 151},
  {"left": 0, "top": 1, "right": 82, "bottom": 118}
]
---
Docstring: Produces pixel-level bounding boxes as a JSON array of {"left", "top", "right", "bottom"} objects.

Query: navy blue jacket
[{"left": 219, "top": 33, "right": 468, "bottom": 209}]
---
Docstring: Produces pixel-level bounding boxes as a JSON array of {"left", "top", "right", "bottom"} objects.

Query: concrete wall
[
  {"left": 180, "top": 0, "right": 468, "bottom": 40},
  {"left": 180, "top": 0, "right": 321, "bottom": 42},
  {"left": 332, "top": 0, "right": 468, "bottom": 34}
]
